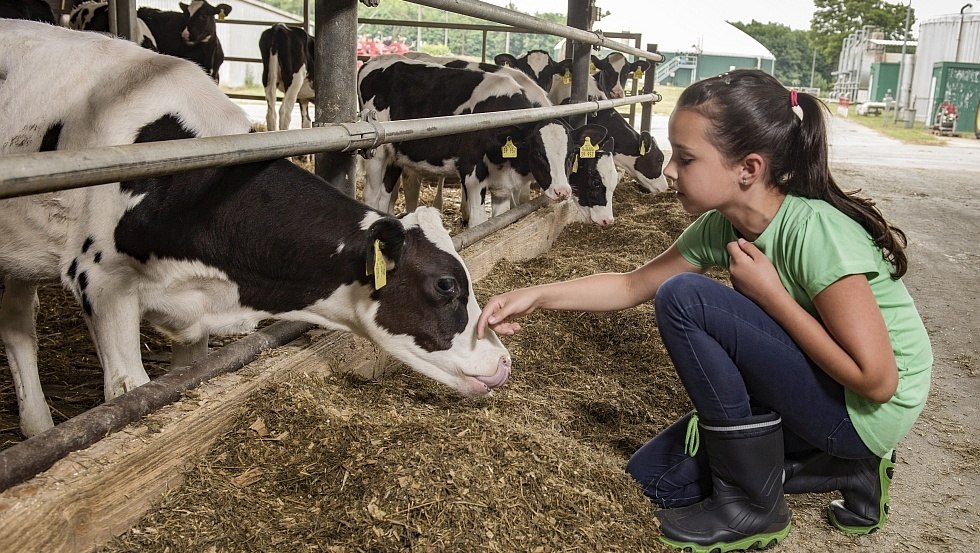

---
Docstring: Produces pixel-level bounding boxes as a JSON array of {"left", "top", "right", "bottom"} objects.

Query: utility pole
[{"left": 893, "top": 1, "right": 913, "bottom": 125}]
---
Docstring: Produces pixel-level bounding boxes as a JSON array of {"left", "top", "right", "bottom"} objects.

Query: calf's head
[
  {"left": 568, "top": 125, "right": 619, "bottom": 226},
  {"left": 344, "top": 207, "right": 511, "bottom": 396},
  {"left": 494, "top": 119, "right": 573, "bottom": 201},
  {"left": 179, "top": 0, "right": 230, "bottom": 46},
  {"left": 494, "top": 50, "right": 558, "bottom": 92},
  {"left": 591, "top": 52, "right": 651, "bottom": 99}
]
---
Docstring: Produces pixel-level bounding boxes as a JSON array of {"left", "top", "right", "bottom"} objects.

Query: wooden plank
[{"left": 0, "top": 202, "right": 576, "bottom": 553}]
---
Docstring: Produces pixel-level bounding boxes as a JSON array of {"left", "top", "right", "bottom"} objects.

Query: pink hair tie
[{"left": 790, "top": 90, "right": 804, "bottom": 121}]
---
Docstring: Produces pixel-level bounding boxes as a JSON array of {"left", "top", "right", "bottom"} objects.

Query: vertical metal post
[
  {"left": 894, "top": 1, "right": 913, "bottom": 125},
  {"left": 628, "top": 35, "right": 640, "bottom": 127},
  {"left": 315, "top": 0, "right": 357, "bottom": 197},
  {"left": 566, "top": 0, "right": 591, "bottom": 128},
  {"left": 640, "top": 43, "right": 657, "bottom": 134},
  {"left": 112, "top": 0, "right": 137, "bottom": 42}
]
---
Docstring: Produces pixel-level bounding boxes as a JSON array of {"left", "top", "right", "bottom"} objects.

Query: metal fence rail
[{"left": 0, "top": 94, "right": 660, "bottom": 200}]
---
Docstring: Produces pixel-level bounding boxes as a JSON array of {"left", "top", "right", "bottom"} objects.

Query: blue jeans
[{"left": 626, "top": 273, "right": 875, "bottom": 507}]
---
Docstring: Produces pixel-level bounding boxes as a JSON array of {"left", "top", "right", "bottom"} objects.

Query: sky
[{"left": 489, "top": 1, "right": 977, "bottom": 36}]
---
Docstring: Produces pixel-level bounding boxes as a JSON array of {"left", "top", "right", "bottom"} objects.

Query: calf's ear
[
  {"left": 571, "top": 123, "right": 608, "bottom": 147},
  {"left": 367, "top": 217, "right": 406, "bottom": 265},
  {"left": 632, "top": 59, "right": 652, "bottom": 72},
  {"left": 494, "top": 53, "right": 517, "bottom": 67}
]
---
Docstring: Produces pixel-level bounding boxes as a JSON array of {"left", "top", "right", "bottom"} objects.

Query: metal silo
[{"left": 909, "top": 11, "right": 980, "bottom": 123}]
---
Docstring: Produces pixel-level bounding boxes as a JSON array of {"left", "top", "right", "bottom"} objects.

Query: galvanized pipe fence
[{"left": 0, "top": 94, "right": 660, "bottom": 199}]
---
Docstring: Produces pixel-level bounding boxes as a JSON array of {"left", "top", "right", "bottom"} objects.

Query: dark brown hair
[{"left": 676, "top": 69, "right": 908, "bottom": 278}]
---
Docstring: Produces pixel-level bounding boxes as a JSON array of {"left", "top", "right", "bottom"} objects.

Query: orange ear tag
[
  {"left": 579, "top": 137, "right": 597, "bottom": 159},
  {"left": 501, "top": 137, "right": 518, "bottom": 158},
  {"left": 562, "top": 69, "right": 572, "bottom": 84}
]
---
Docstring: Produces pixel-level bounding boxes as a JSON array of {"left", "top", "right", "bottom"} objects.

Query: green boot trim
[
  {"left": 658, "top": 521, "right": 792, "bottom": 553},
  {"left": 828, "top": 450, "right": 896, "bottom": 535}
]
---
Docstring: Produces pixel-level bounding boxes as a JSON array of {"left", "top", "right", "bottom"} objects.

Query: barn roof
[{"left": 593, "top": 3, "right": 776, "bottom": 60}]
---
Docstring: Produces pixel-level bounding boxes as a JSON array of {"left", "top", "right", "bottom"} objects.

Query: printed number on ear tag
[
  {"left": 562, "top": 69, "right": 572, "bottom": 84},
  {"left": 373, "top": 239, "right": 387, "bottom": 289},
  {"left": 501, "top": 137, "right": 518, "bottom": 158},
  {"left": 579, "top": 137, "right": 597, "bottom": 159},
  {"left": 571, "top": 154, "right": 579, "bottom": 173}
]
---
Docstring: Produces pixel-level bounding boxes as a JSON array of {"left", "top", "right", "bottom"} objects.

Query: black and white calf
[
  {"left": 591, "top": 52, "right": 651, "bottom": 99},
  {"left": 68, "top": 1, "right": 158, "bottom": 50},
  {"left": 259, "top": 23, "right": 315, "bottom": 131},
  {"left": 402, "top": 54, "right": 622, "bottom": 225},
  {"left": 358, "top": 55, "right": 578, "bottom": 227},
  {"left": 586, "top": 108, "right": 667, "bottom": 193},
  {"left": 0, "top": 21, "right": 510, "bottom": 438},
  {"left": 138, "top": 1, "right": 230, "bottom": 82}
]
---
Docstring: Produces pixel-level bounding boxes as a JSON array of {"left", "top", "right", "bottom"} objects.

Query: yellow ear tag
[
  {"left": 373, "top": 239, "right": 387, "bottom": 289},
  {"left": 589, "top": 62, "right": 596, "bottom": 73},
  {"left": 639, "top": 141, "right": 647, "bottom": 156},
  {"left": 562, "top": 69, "right": 572, "bottom": 84},
  {"left": 501, "top": 137, "right": 518, "bottom": 158},
  {"left": 218, "top": 9, "right": 226, "bottom": 20},
  {"left": 634, "top": 67, "right": 644, "bottom": 79},
  {"left": 571, "top": 154, "right": 579, "bottom": 173},
  {"left": 579, "top": 137, "right": 597, "bottom": 159}
]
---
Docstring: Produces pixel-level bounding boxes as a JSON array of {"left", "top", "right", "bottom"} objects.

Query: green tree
[
  {"left": 729, "top": 20, "right": 818, "bottom": 87},
  {"left": 810, "top": 0, "right": 913, "bottom": 71}
]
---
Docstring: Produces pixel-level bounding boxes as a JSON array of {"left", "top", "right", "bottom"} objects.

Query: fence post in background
[
  {"left": 641, "top": 43, "right": 657, "bottom": 134},
  {"left": 315, "top": 0, "right": 358, "bottom": 197},
  {"left": 566, "top": 0, "right": 591, "bottom": 128}
]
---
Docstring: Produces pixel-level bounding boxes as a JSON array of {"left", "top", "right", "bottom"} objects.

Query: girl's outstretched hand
[
  {"left": 726, "top": 238, "right": 788, "bottom": 308},
  {"left": 477, "top": 289, "right": 540, "bottom": 339}
]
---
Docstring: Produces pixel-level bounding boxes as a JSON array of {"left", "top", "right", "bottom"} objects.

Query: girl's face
[{"left": 664, "top": 109, "right": 741, "bottom": 214}]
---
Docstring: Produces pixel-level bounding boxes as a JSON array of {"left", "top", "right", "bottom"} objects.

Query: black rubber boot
[
  {"left": 655, "top": 413, "right": 792, "bottom": 552},
  {"left": 783, "top": 449, "right": 896, "bottom": 535}
]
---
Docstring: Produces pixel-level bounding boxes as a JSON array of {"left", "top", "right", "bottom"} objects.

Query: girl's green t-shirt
[{"left": 675, "top": 194, "right": 932, "bottom": 456}]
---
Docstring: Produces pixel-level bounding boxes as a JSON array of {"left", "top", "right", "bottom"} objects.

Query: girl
[{"left": 477, "top": 69, "right": 932, "bottom": 552}]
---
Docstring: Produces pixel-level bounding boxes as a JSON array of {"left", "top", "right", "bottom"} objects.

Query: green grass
[{"left": 832, "top": 104, "right": 945, "bottom": 145}]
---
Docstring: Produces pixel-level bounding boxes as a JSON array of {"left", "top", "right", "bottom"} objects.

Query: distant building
[{"left": 593, "top": 8, "right": 776, "bottom": 86}]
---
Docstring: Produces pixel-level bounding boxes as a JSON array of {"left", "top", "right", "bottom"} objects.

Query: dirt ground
[{"left": 1, "top": 119, "right": 978, "bottom": 552}]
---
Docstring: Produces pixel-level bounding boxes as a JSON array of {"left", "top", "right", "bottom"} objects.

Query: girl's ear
[{"left": 740, "top": 153, "right": 767, "bottom": 185}]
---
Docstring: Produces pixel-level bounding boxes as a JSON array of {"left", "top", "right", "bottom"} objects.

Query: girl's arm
[
  {"left": 477, "top": 242, "right": 700, "bottom": 338},
  {"left": 729, "top": 239, "right": 899, "bottom": 403}
]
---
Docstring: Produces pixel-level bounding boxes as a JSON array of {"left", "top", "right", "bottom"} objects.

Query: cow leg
[
  {"left": 83, "top": 289, "right": 150, "bottom": 400},
  {"left": 299, "top": 99, "right": 312, "bottom": 129},
  {"left": 171, "top": 336, "right": 209, "bottom": 369},
  {"left": 279, "top": 66, "right": 307, "bottom": 131},
  {"left": 361, "top": 150, "right": 399, "bottom": 213},
  {"left": 402, "top": 170, "right": 422, "bottom": 213},
  {"left": 0, "top": 278, "right": 54, "bottom": 437},
  {"left": 461, "top": 172, "right": 489, "bottom": 227},
  {"left": 264, "top": 54, "right": 279, "bottom": 132}
]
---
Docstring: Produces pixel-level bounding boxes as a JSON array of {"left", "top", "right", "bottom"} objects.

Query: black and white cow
[
  {"left": 137, "top": 1, "right": 230, "bottom": 82},
  {"left": 358, "top": 55, "right": 581, "bottom": 227},
  {"left": 68, "top": 1, "right": 158, "bottom": 50},
  {"left": 259, "top": 23, "right": 315, "bottom": 131},
  {"left": 493, "top": 51, "right": 606, "bottom": 106},
  {"left": 586, "top": 107, "right": 667, "bottom": 193},
  {"left": 0, "top": 0, "right": 55, "bottom": 24},
  {"left": 591, "top": 52, "right": 651, "bottom": 99},
  {"left": 0, "top": 21, "right": 510, "bottom": 438},
  {"left": 398, "top": 53, "right": 626, "bottom": 226}
]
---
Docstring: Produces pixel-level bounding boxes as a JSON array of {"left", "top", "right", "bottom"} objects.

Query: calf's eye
[{"left": 436, "top": 277, "right": 458, "bottom": 295}]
